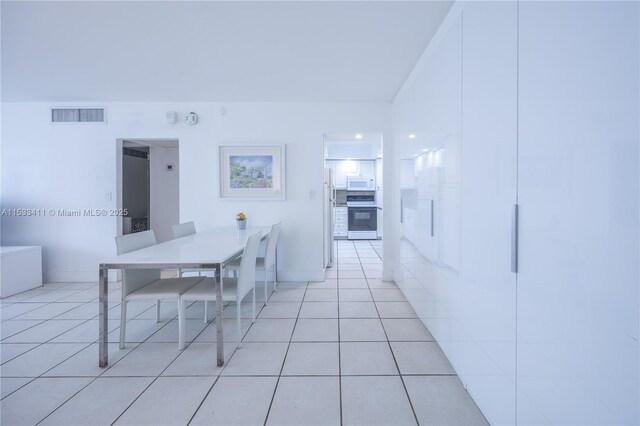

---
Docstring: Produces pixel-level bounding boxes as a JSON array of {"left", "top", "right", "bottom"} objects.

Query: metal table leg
[
  {"left": 275, "top": 249, "right": 278, "bottom": 283},
  {"left": 216, "top": 265, "right": 224, "bottom": 366},
  {"left": 98, "top": 265, "right": 109, "bottom": 367}
]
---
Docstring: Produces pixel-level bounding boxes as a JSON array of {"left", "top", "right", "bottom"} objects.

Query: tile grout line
[
  {"left": 20, "top": 372, "right": 457, "bottom": 379},
  {"left": 186, "top": 293, "right": 272, "bottom": 426},
  {"left": 0, "top": 300, "right": 163, "bottom": 401},
  {"left": 2, "top": 245, "right": 449, "bottom": 426},
  {"left": 360, "top": 241, "right": 421, "bottom": 426},
  {"left": 114, "top": 297, "right": 252, "bottom": 425},
  {"left": 1, "top": 295, "right": 154, "bottom": 353},
  {"left": 32, "top": 302, "right": 183, "bottom": 425},
  {"left": 262, "top": 279, "right": 310, "bottom": 426},
  {"left": 336, "top": 241, "right": 344, "bottom": 426},
  {"left": 28, "top": 340, "right": 97, "bottom": 426},
  {"left": 33, "top": 297, "right": 218, "bottom": 424},
  {"left": 0, "top": 285, "right": 88, "bottom": 305}
]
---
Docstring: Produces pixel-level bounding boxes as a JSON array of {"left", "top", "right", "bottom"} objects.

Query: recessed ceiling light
[
  {"left": 409, "top": 134, "right": 416, "bottom": 139},
  {"left": 355, "top": 134, "right": 363, "bottom": 139}
]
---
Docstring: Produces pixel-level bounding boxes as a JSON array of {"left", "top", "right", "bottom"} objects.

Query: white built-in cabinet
[
  {"left": 516, "top": 3, "right": 639, "bottom": 424},
  {"left": 459, "top": 2, "right": 518, "bottom": 424},
  {"left": 393, "top": 2, "right": 639, "bottom": 425}
]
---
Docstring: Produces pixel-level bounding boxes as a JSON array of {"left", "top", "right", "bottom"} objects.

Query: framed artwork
[{"left": 219, "top": 144, "right": 286, "bottom": 200}]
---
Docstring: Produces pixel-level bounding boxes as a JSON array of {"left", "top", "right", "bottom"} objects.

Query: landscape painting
[
  {"left": 219, "top": 145, "right": 286, "bottom": 200},
  {"left": 229, "top": 155, "right": 273, "bottom": 189}
]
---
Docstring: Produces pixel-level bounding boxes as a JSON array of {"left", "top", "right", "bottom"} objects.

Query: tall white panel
[
  {"left": 394, "top": 83, "right": 417, "bottom": 294},
  {"left": 517, "top": 2, "right": 639, "bottom": 424},
  {"left": 412, "top": 12, "right": 463, "bottom": 371},
  {"left": 460, "top": 2, "right": 518, "bottom": 425}
]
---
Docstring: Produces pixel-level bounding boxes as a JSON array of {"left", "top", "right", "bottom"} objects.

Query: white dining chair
[
  {"left": 178, "top": 231, "right": 262, "bottom": 350},
  {"left": 172, "top": 222, "right": 218, "bottom": 278},
  {"left": 115, "top": 230, "right": 204, "bottom": 349},
  {"left": 172, "top": 221, "right": 196, "bottom": 239},
  {"left": 171, "top": 221, "right": 217, "bottom": 323},
  {"left": 225, "top": 222, "right": 281, "bottom": 306}
]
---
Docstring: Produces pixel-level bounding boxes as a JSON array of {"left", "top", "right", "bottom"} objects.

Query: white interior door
[{"left": 517, "top": 2, "right": 639, "bottom": 424}]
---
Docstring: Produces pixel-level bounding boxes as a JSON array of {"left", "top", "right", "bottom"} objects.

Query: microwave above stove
[{"left": 347, "top": 175, "right": 375, "bottom": 191}]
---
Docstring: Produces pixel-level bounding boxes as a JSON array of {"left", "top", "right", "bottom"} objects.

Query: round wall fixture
[{"left": 186, "top": 112, "right": 198, "bottom": 125}]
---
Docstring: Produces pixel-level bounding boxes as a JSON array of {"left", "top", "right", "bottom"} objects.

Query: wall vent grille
[{"left": 51, "top": 108, "right": 106, "bottom": 123}]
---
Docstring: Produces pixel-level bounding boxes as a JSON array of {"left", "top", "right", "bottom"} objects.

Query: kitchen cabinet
[
  {"left": 325, "top": 160, "right": 376, "bottom": 189},
  {"left": 336, "top": 160, "right": 354, "bottom": 188},
  {"left": 325, "top": 160, "right": 344, "bottom": 189},
  {"left": 358, "top": 160, "right": 375, "bottom": 177},
  {"left": 334, "top": 206, "right": 348, "bottom": 237},
  {"left": 375, "top": 158, "right": 383, "bottom": 190},
  {"left": 375, "top": 158, "right": 383, "bottom": 238}
]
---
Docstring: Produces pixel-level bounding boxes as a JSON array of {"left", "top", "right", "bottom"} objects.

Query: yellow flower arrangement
[{"left": 236, "top": 211, "right": 247, "bottom": 221}]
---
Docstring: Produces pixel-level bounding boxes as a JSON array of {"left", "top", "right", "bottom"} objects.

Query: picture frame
[{"left": 219, "top": 144, "right": 286, "bottom": 200}]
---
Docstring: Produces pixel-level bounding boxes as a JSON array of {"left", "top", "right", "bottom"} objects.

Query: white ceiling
[{"left": 1, "top": 1, "right": 452, "bottom": 102}]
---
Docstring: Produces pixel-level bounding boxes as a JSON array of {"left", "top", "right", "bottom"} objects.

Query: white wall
[
  {"left": 325, "top": 140, "right": 381, "bottom": 159},
  {"left": 149, "top": 146, "right": 179, "bottom": 243},
  {"left": 0, "top": 102, "right": 391, "bottom": 282}
]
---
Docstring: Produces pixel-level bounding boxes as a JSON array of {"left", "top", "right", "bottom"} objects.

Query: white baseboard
[{"left": 277, "top": 270, "right": 325, "bottom": 282}]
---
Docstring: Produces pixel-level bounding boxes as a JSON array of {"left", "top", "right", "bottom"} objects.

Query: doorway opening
[
  {"left": 323, "top": 132, "right": 383, "bottom": 269},
  {"left": 117, "top": 139, "right": 179, "bottom": 243}
]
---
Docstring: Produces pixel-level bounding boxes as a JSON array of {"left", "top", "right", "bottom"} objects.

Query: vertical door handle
[
  {"left": 400, "top": 198, "right": 404, "bottom": 223},
  {"left": 430, "top": 199, "right": 435, "bottom": 237},
  {"left": 511, "top": 204, "right": 519, "bottom": 273}
]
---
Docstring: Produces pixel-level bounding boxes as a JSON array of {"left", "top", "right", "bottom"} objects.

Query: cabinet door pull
[
  {"left": 400, "top": 198, "right": 404, "bottom": 224},
  {"left": 511, "top": 204, "right": 519, "bottom": 273},
  {"left": 430, "top": 199, "right": 435, "bottom": 237}
]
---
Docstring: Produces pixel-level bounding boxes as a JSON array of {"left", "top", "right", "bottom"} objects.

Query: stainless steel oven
[{"left": 347, "top": 193, "right": 377, "bottom": 239}]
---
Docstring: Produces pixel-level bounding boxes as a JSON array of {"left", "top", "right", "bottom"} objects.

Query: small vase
[{"left": 237, "top": 219, "right": 247, "bottom": 230}]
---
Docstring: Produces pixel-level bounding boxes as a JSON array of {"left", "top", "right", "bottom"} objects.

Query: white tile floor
[{"left": 0, "top": 240, "right": 487, "bottom": 425}]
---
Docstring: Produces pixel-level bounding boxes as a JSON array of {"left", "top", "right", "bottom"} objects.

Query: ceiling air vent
[{"left": 51, "top": 108, "right": 106, "bottom": 123}]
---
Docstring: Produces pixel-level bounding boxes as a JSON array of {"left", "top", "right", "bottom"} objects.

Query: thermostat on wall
[
  {"left": 186, "top": 112, "right": 198, "bottom": 125},
  {"left": 166, "top": 164, "right": 175, "bottom": 171},
  {"left": 165, "top": 111, "right": 177, "bottom": 124}
]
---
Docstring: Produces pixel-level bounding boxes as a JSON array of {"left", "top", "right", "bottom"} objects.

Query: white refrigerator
[{"left": 323, "top": 167, "right": 335, "bottom": 268}]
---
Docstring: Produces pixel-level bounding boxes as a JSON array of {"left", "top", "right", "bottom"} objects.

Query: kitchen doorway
[
  {"left": 117, "top": 139, "right": 180, "bottom": 243},
  {"left": 323, "top": 132, "right": 383, "bottom": 270}
]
